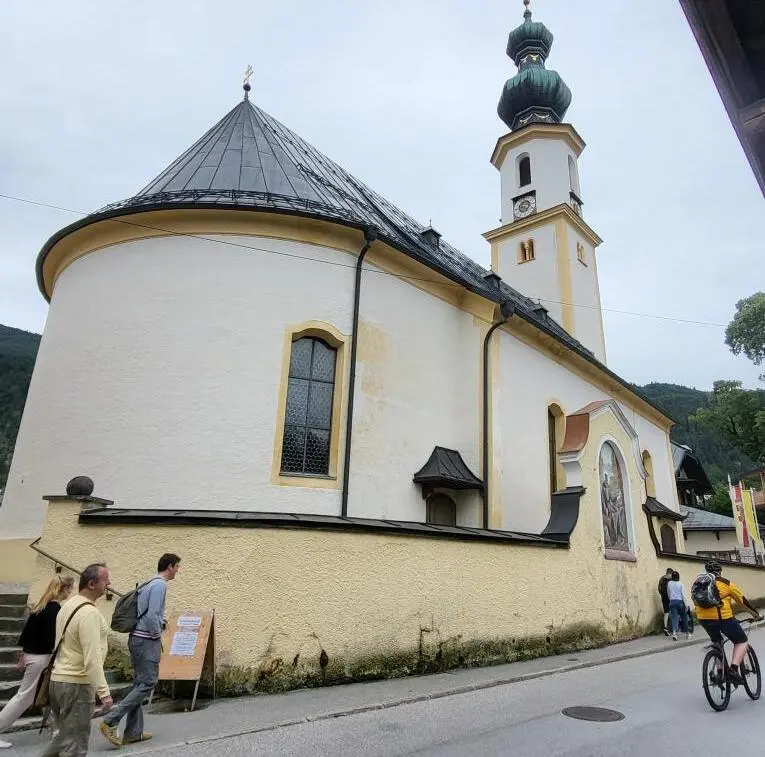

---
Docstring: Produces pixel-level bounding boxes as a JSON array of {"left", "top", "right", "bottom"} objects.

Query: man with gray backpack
[{"left": 100, "top": 553, "right": 181, "bottom": 747}]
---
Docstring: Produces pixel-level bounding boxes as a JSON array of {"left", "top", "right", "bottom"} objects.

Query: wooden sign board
[{"left": 156, "top": 609, "right": 215, "bottom": 711}]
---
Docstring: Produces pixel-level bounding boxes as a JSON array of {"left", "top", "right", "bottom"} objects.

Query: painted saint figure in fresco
[{"left": 599, "top": 442, "right": 629, "bottom": 552}]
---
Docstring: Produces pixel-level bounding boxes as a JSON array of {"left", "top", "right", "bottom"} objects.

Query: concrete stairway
[{"left": 0, "top": 592, "right": 131, "bottom": 735}]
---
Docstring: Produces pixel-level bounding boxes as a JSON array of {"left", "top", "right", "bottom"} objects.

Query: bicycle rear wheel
[
  {"left": 702, "top": 648, "right": 731, "bottom": 711},
  {"left": 742, "top": 646, "right": 761, "bottom": 700}
]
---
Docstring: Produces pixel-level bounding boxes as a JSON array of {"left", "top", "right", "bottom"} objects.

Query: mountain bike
[{"left": 701, "top": 617, "right": 761, "bottom": 712}]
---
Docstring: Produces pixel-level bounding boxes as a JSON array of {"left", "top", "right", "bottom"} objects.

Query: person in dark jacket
[
  {"left": 0, "top": 575, "right": 74, "bottom": 749},
  {"left": 658, "top": 567, "right": 673, "bottom": 636}
]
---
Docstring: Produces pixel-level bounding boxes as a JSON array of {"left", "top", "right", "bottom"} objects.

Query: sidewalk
[{"left": 2, "top": 628, "right": 732, "bottom": 755}]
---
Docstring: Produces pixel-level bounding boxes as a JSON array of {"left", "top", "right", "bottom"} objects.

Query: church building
[{"left": 3, "top": 4, "right": 761, "bottom": 682}]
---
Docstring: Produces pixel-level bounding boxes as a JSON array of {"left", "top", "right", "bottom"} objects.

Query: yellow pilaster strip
[{"left": 555, "top": 218, "right": 575, "bottom": 334}]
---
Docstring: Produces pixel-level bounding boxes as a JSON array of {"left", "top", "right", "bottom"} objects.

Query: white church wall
[
  {"left": 1, "top": 234, "right": 361, "bottom": 537},
  {"left": 348, "top": 263, "right": 482, "bottom": 523},
  {"left": 495, "top": 332, "right": 604, "bottom": 534},
  {"left": 493, "top": 225, "right": 561, "bottom": 324},
  {"left": 494, "top": 332, "right": 675, "bottom": 535},
  {"left": 498, "top": 137, "right": 579, "bottom": 223}
]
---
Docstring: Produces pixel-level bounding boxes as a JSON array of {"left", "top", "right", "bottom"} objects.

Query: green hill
[
  {"left": 0, "top": 324, "right": 757, "bottom": 491},
  {"left": 636, "top": 382, "right": 757, "bottom": 486},
  {"left": 0, "top": 325, "right": 41, "bottom": 488}
]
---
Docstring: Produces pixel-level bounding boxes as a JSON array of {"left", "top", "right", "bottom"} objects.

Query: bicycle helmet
[{"left": 705, "top": 560, "right": 722, "bottom": 575}]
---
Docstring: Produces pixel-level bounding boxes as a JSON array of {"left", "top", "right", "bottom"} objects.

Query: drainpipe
[
  {"left": 482, "top": 298, "right": 515, "bottom": 529},
  {"left": 341, "top": 226, "right": 379, "bottom": 517}
]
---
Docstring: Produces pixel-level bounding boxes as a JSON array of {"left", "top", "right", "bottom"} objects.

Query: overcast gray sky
[{"left": 1, "top": 0, "right": 762, "bottom": 389}]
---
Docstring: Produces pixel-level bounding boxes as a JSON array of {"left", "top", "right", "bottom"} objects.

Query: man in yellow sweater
[{"left": 40, "top": 563, "right": 113, "bottom": 757}]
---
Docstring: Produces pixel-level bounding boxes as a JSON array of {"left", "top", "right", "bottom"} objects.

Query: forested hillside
[
  {"left": 0, "top": 325, "right": 40, "bottom": 488},
  {"left": 636, "top": 382, "right": 757, "bottom": 485}
]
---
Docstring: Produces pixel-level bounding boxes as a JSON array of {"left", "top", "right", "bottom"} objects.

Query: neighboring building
[
  {"left": 681, "top": 505, "right": 741, "bottom": 562},
  {"left": 672, "top": 442, "right": 714, "bottom": 508},
  {"left": 680, "top": 0, "right": 765, "bottom": 195}
]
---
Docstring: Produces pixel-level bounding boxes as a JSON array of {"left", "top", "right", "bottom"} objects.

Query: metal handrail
[{"left": 28, "top": 537, "right": 125, "bottom": 598}]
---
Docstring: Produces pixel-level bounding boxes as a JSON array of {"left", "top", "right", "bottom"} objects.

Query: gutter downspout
[
  {"left": 341, "top": 227, "right": 379, "bottom": 517},
  {"left": 482, "top": 300, "right": 515, "bottom": 529}
]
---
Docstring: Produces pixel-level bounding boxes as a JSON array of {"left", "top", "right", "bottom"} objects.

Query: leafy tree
[
  {"left": 691, "top": 380, "right": 765, "bottom": 467},
  {"left": 725, "top": 292, "right": 765, "bottom": 374},
  {"left": 706, "top": 484, "right": 734, "bottom": 517}
]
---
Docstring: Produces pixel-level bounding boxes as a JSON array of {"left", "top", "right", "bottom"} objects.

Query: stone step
[
  {"left": 0, "top": 631, "right": 20, "bottom": 647},
  {"left": 1, "top": 681, "right": 134, "bottom": 734},
  {"left": 0, "top": 594, "right": 29, "bottom": 606},
  {"left": 0, "top": 604, "right": 27, "bottom": 619},
  {"left": 0, "top": 679, "right": 21, "bottom": 700},
  {"left": 0, "top": 646, "right": 21, "bottom": 665},
  {"left": 0, "top": 617, "right": 26, "bottom": 633},
  {"left": 0, "top": 663, "right": 24, "bottom": 681}
]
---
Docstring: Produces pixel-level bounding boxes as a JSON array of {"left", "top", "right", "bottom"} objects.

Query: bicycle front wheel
[
  {"left": 742, "top": 646, "right": 761, "bottom": 700},
  {"left": 702, "top": 649, "right": 731, "bottom": 711}
]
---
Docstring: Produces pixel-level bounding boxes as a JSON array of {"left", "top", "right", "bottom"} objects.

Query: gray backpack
[{"left": 110, "top": 579, "right": 155, "bottom": 633}]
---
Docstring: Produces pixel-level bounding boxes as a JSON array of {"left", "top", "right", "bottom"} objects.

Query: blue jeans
[
  {"left": 669, "top": 600, "right": 688, "bottom": 634},
  {"left": 103, "top": 636, "right": 161, "bottom": 739}
]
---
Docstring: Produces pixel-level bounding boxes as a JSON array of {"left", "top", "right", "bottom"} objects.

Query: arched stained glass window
[{"left": 280, "top": 337, "right": 337, "bottom": 475}]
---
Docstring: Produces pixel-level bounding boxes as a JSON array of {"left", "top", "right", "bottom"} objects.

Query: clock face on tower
[{"left": 513, "top": 194, "right": 537, "bottom": 220}]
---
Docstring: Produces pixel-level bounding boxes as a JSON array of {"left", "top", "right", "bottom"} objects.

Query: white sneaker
[
  {"left": 0, "top": 740, "right": 13, "bottom": 749},
  {"left": 687, "top": 632, "right": 692, "bottom": 639},
  {"left": 672, "top": 634, "right": 677, "bottom": 640}
]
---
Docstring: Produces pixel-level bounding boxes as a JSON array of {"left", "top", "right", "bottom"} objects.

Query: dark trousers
[
  {"left": 102, "top": 636, "right": 161, "bottom": 740},
  {"left": 669, "top": 600, "right": 689, "bottom": 634}
]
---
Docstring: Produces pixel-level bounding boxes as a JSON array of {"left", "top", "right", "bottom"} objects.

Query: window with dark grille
[
  {"left": 280, "top": 337, "right": 337, "bottom": 476},
  {"left": 519, "top": 155, "right": 531, "bottom": 187},
  {"left": 426, "top": 493, "right": 457, "bottom": 526}
]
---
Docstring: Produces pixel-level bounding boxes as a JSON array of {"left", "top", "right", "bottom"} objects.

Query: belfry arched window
[
  {"left": 518, "top": 154, "right": 531, "bottom": 187},
  {"left": 281, "top": 337, "right": 337, "bottom": 475}
]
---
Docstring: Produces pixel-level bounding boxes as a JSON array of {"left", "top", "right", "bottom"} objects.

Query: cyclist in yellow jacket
[{"left": 695, "top": 561, "right": 762, "bottom": 682}]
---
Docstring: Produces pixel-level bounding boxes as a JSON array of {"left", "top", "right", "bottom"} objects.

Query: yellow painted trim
[
  {"left": 589, "top": 247, "right": 607, "bottom": 362},
  {"left": 41, "top": 210, "right": 368, "bottom": 299},
  {"left": 490, "top": 124, "right": 586, "bottom": 168},
  {"left": 554, "top": 218, "right": 575, "bottom": 334},
  {"left": 270, "top": 320, "right": 348, "bottom": 489},
  {"left": 483, "top": 204, "right": 602, "bottom": 248}
]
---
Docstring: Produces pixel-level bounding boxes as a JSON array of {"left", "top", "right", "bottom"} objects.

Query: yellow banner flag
[
  {"left": 730, "top": 480, "right": 750, "bottom": 548},
  {"left": 742, "top": 487, "right": 763, "bottom": 550}
]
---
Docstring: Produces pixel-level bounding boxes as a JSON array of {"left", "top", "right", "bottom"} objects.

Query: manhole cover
[{"left": 561, "top": 706, "right": 625, "bottom": 722}]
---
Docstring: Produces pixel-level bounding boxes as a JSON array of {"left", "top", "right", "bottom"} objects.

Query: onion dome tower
[
  {"left": 485, "top": 0, "right": 607, "bottom": 364},
  {"left": 498, "top": 0, "right": 572, "bottom": 130}
]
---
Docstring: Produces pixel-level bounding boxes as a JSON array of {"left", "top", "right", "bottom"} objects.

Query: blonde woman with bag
[{"left": 0, "top": 575, "right": 74, "bottom": 749}]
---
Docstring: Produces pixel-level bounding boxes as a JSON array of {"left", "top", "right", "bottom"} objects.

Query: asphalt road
[{"left": 5, "top": 627, "right": 764, "bottom": 756}]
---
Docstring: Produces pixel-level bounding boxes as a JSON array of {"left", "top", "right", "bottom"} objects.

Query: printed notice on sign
[
  {"left": 170, "top": 631, "right": 198, "bottom": 657},
  {"left": 177, "top": 615, "right": 202, "bottom": 628}
]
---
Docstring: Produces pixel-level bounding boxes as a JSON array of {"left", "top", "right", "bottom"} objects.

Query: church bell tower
[{"left": 485, "top": 0, "right": 607, "bottom": 364}]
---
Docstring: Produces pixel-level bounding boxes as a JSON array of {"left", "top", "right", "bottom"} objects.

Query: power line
[{"left": 0, "top": 191, "right": 726, "bottom": 328}]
